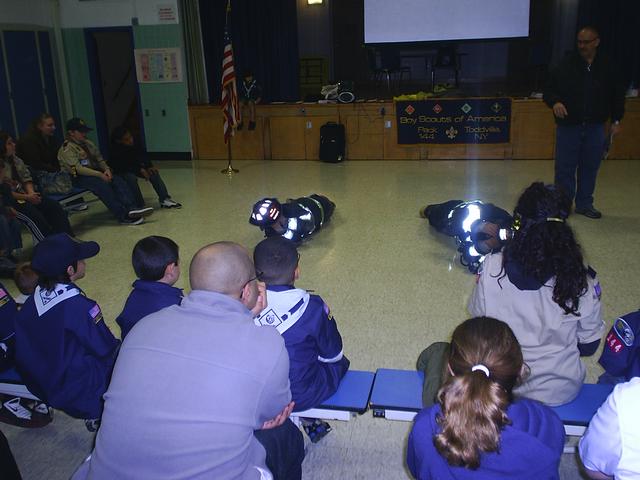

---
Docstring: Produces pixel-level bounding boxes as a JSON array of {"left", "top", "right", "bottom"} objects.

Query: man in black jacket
[{"left": 543, "top": 26, "right": 626, "bottom": 219}]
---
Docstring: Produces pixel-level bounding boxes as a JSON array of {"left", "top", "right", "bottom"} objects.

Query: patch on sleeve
[
  {"left": 613, "top": 317, "right": 634, "bottom": 347},
  {"left": 605, "top": 331, "right": 624, "bottom": 354},
  {"left": 0, "top": 288, "right": 8, "bottom": 307},
  {"left": 324, "top": 302, "right": 335, "bottom": 321},
  {"left": 594, "top": 281, "right": 602, "bottom": 300},
  {"left": 89, "top": 304, "right": 103, "bottom": 324}
]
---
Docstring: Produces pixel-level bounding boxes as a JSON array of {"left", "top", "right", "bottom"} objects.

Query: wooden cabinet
[{"left": 189, "top": 98, "right": 640, "bottom": 161}]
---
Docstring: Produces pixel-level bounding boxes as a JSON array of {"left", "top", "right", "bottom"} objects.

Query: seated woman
[
  {"left": 108, "top": 127, "right": 181, "bottom": 209},
  {"left": 0, "top": 132, "right": 73, "bottom": 241},
  {"left": 468, "top": 182, "right": 604, "bottom": 406},
  {"left": 407, "top": 316, "right": 565, "bottom": 480}
]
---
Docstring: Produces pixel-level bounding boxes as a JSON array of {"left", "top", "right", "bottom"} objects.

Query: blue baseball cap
[{"left": 31, "top": 234, "right": 100, "bottom": 276}]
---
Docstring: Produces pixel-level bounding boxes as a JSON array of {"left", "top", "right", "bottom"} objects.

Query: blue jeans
[
  {"left": 554, "top": 123, "right": 606, "bottom": 210},
  {"left": 119, "top": 172, "right": 170, "bottom": 207},
  {"left": 73, "top": 175, "right": 135, "bottom": 221},
  {"left": 254, "top": 419, "right": 304, "bottom": 480}
]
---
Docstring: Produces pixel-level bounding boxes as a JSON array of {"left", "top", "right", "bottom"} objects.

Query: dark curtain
[
  {"left": 199, "top": 0, "right": 299, "bottom": 103},
  {"left": 577, "top": 0, "right": 640, "bottom": 86}
]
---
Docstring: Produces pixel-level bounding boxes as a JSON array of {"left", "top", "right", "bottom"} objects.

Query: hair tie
[
  {"left": 546, "top": 217, "right": 565, "bottom": 223},
  {"left": 471, "top": 364, "right": 490, "bottom": 377}
]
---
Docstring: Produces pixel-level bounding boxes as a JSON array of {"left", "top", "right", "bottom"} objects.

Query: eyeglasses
[
  {"left": 245, "top": 271, "right": 263, "bottom": 284},
  {"left": 577, "top": 38, "right": 598, "bottom": 45}
]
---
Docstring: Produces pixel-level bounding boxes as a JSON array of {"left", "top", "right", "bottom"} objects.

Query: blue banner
[{"left": 395, "top": 98, "right": 511, "bottom": 144}]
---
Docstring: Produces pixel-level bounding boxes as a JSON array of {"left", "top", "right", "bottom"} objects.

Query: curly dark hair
[{"left": 501, "top": 182, "right": 587, "bottom": 315}]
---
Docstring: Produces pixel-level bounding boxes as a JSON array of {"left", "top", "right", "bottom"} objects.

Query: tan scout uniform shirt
[
  {"left": 468, "top": 252, "right": 604, "bottom": 406},
  {"left": 57, "top": 138, "right": 109, "bottom": 178},
  {"left": 3, "top": 155, "right": 33, "bottom": 192}
]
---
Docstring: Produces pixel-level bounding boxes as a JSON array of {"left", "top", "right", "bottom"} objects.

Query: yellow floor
[{"left": 5, "top": 158, "right": 640, "bottom": 479}]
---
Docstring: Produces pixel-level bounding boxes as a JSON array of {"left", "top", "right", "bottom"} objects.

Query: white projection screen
[{"left": 364, "top": 0, "right": 530, "bottom": 44}]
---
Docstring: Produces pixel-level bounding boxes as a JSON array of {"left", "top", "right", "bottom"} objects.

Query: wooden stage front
[{"left": 189, "top": 98, "right": 640, "bottom": 161}]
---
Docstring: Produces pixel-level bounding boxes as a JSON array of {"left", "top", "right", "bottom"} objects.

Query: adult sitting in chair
[
  {"left": 0, "top": 132, "right": 73, "bottom": 241},
  {"left": 57, "top": 118, "right": 152, "bottom": 226},
  {"left": 16, "top": 113, "right": 74, "bottom": 196}
]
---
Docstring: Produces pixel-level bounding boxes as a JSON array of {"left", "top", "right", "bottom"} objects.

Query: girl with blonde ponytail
[{"left": 407, "top": 317, "right": 565, "bottom": 479}]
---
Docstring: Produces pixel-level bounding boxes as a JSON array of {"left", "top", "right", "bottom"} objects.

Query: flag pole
[
  {"left": 221, "top": 137, "right": 238, "bottom": 175},
  {"left": 221, "top": 0, "right": 239, "bottom": 176}
]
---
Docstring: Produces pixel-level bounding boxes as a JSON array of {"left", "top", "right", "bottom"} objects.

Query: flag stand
[{"left": 221, "top": 138, "right": 239, "bottom": 175}]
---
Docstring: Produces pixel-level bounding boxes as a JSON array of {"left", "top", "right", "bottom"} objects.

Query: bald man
[
  {"left": 544, "top": 26, "right": 625, "bottom": 219},
  {"left": 75, "top": 242, "right": 304, "bottom": 480}
]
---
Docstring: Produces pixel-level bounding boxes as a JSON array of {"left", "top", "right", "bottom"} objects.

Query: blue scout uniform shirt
[
  {"left": 407, "top": 399, "right": 565, "bottom": 480},
  {"left": 0, "top": 282, "right": 18, "bottom": 371},
  {"left": 255, "top": 285, "right": 349, "bottom": 412},
  {"left": 116, "top": 280, "right": 183, "bottom": 339},
  {"left": 14, "top": 283, "right": 120, "bottom": 419},
  {"left": 599, "top": 310, "right": 640, "bottom": 380}
]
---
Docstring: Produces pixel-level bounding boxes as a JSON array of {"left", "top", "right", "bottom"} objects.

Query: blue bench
[
  {"left": 368, "top": 368, "right": 614, "bottom": 436},
  {"left": 0, "top": 367, "right": 41, "bottom": 401},
  {"left": 369, "top": 369, "right": 423, "bottom": 421},
  {"left": 292, "top": 370, "right": 375, "bottom": 422},
  {"left": 47, "top": 187, "right": 93, "bottom": 210},
  {"left": 551, "top": 383, "right": 613, "bottom": 436}
]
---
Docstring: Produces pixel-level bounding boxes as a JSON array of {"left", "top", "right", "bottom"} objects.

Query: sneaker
[
  {"left": 128, "top": 206, "right": 154, "bottom": 219},
  {"left": 0, "top": 395, "right": 53, "bottom": 428},
  {"left": 574, "top": 206, "right": 602, "bottom": 219},
  {"left": 120, "top": 217, "right": 144, "bottom": 226},
  {"left": 84, "top": 418, "right": 100, "bottom": 432},
  {"left": 302, "top": 418, "right": 332, "bottom": 443},
  {"left": 160, "top": 198, "right": 182, "bottom": 209},
  {"left": 69, "top": 203, "right": 89, "bottom": 212}
]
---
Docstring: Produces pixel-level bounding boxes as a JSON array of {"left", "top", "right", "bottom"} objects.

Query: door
[{"left": 85, "top": 28, "right": 143, "bottom": 155}]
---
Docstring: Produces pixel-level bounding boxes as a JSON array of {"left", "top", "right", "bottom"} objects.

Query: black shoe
[
  {"left": 302, "top": 418, "right": 332, "bottom": 443},
  {"left": 248, "top": 121, "right": 256, "bottom": 131},
  {"left": 575, "top": 206, "right": 602, "bottom": 219},
  {"left": 128, "top": 206, "right": 154, "bottom": 219},
  {"left": 120, "top": 217, "right": 144, "bottom": 226},
  {"left": 0, "top": 395, "right": 53, "bottom": 428}
]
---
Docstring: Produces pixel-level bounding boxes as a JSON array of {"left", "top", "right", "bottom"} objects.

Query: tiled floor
[{"left": 4, "top": 158, "right": 639, "bottom": 479}]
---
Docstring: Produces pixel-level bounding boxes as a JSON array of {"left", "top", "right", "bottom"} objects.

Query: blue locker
[
  {"left": 0, "top": 37, "right": 16, "bottom": 136},
  {"left": 3, "top": 31, "right": 46, "bottom": 136}
]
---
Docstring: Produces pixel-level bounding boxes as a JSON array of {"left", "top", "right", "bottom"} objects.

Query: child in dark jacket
[
  {"left": 108, "top": 127, "right": 181, "bottom": 209},
  {"left": 117, "top": 236, "right": 183, "bottom": 339},
  {"left": 253, "top": 236, "right": 349, "bottom": 441}
]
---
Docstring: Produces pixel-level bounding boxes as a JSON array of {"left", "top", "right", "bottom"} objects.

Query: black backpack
[{"left": 319, "top": 122, "right": 345, "bottom": 163}]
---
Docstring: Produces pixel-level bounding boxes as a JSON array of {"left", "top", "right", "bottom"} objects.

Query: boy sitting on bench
[{"left": 253, "top": 236, "right": 349, "bottom": 441}]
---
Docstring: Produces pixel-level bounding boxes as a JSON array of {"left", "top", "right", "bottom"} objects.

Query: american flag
[{"left": 221, "top": 2, "right": 240, "bottom": 143}]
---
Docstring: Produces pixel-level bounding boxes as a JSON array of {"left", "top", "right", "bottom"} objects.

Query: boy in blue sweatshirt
[
  {"left": 254, "top": 236, "right": 349, "bottom": 441},
  {"left": 116, "top": 236, "right": 183, "bottom": 339}
]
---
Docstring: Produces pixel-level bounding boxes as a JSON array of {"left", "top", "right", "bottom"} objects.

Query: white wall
[
  {"left": 0, "top": 0, "right": 54, "bottom": 27},
  {"left": 58, "top": 0, "right": 179, "bottom": 28}
]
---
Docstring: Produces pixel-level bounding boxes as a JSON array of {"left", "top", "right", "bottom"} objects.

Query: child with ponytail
[{"left": 407, "top": 316, "right": 565, "bottom": 479}]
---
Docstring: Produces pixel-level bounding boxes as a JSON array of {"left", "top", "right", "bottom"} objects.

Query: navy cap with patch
[
  {"left": 65, "top": 117, "right": 93, "bottom": 133},
  {"left": 31, "top": 233, "right": 100, "bottom": 276}
]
